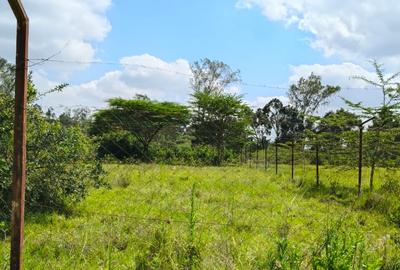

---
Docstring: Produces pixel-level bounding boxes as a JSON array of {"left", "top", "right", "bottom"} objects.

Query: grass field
[{"left": 1, "top": 164, "right": 400, "bottom": 269}]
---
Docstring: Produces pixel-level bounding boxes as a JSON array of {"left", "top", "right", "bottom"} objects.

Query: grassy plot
[{"left": 1, "top": 164, "right": 400, "bottom": 269}]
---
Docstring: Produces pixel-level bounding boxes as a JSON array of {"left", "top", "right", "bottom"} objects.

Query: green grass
[{"left": 1, "top": 164, "right": 400, "bottom": 269}]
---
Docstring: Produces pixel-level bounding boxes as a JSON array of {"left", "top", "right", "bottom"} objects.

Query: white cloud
[
  {"left": 288, "top": 62, "right": 385, "bottom": 113},
  {"left": 37, "top": 54, "right": 192, "bottom": 111},
  {"left": 247, "top": 95, "right": 289, "bottom": 110},
  {"left": 0, "top": 0, "right": 112, "bottom": 75},
  {"left": 236, "top": 0, "right": 400, "bottom": 68}
]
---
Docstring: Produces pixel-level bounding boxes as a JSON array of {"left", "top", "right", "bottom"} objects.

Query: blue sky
[
  {"left": 1, "top": 0, "right": 399, "bottom": 110},
  {"left": 78, "top": 0, "right": 331, "bottom": 96}
]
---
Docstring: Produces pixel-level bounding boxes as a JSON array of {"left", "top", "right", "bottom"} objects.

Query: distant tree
[
  {"left": 280, "top": 106, "right": 305, "bottom": 142},
  {"left": 190, "top": 59, "right": 251, "bottom": 165},
  {"left": 262, "top": 98, "right": 285, "bottom": 142},
  {"left": 251, "top": 108, "right": 271, "bottom": 147},
  {"left": 91, "top": 97, "right": 189, "bottom": 161},
  {"left": 288, "top": 73, "right": 340, "bottom": 118},
  {"left": 59, "top": 107, "right": 92, "bottom": 131},
  {"left": 191, "top": 91, "right": 252, "bottom": 165},
  {"left": 261, "top": 99, "right": 304, "bottom": 144},
  {"left": 191, "top": 58, "right": 240, "bottom": 95},
  {"left": 319, "top": 109, "right": 361, "bottom": 133}
]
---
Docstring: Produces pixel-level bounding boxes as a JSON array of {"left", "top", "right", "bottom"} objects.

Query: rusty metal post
[
  {"left": 8, "top": 1, "right": 29, "bottom": 269},
  {"left": 249, "top": 144, "right": 252, "bottom": 168},
  {"left": 264, "top": 142, "right": 268, "bottom": 170},
  {"left": 275, "top": 141, "right": 278, "bottom": 174},
  {"left": 358, "top": 126, "right": 363, "bottom": 197},
  {"left": 357, "top": 117, "right": 374, "bottom": 196},
  {"left": 291, "top": 140, "right": 294, "bottom": 180},
  {"left": 256, "top": 142, "right": 259, "bottom": 168},
  {"left": 316, "top": 138, "right": 320, "bottom": 186}
]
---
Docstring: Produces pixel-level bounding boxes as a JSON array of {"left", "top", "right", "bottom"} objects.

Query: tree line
[{"left": 1, "top": 57, "right": 400, "bottom": 216}]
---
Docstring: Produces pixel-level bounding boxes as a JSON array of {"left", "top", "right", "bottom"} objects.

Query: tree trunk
[
  {"left": 370, "top": 160, "right": 376, "bottom": 192},
  {"left": 369, "top": 131, "right": 380, "bottom": 192}
]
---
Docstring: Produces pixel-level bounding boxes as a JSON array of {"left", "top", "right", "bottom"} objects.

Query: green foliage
[
  {"left": 0, "top": 57, "right": 103, "bottom": 219},
  {"left": 26, "top": 110, "right": 103, "bottom": 211},
  {"left": 262, "top": 98, "right": 305, "bottom": 142},
  {"left": 311, "top": 221, "right": 380, "bottom": 269},
  {"left": 58, "top": 107, "right": 92, "bottom": 130},
  {"left": 190, "top": 59, "right": 252, "bottom": 165},
  {"left": 264, "top": 220, "right": 302, "bottom": 270},
  {"left": 92, "top": 97, "right": 189, "bottom": 161},
  {"left": 0, "top": 164, "right": 399, "bottom": 268},
  {"left": 191, "top": 58, "right": 240, "bottom": 95},
  {"left": 95, "top": 130, "right": 143, "bottom": 161},
  {"left": 288, "top": 73, "right": 340, "bottom": 117}
]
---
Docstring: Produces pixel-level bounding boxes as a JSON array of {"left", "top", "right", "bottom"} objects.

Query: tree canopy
[
  {"left": 92, "top": 97, "right": 189, "bottom": 161},
  {"left": 190, "top": 59, "right": 251, "bottom": 164},
  {"left": 288, "top": 73, "right": 340, "bottom": 117}
]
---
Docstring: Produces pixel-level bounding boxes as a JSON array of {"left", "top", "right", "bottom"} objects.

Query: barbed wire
[{"left": 27, "top": 58, "right": 382, "bottom": 91}]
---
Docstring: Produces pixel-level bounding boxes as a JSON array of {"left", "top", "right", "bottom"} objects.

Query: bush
[
  {"left": 0, "top": 109, "right": 104, "bottom": 219},
  {"left": 153, "top": 144, "right": 238, "bottom": 166},
  {"left": 0, "top": 58, "right": 103, "bottom": 219},
  {"left": 27, "top": 113, "right": 104, "bottom": 211}
]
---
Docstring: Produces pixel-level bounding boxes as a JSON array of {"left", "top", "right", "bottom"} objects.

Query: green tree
[
  {"left": 262, "top": 98, "right": 285, "bottom": 142},
  {"left": 191, "top": 58, "right": 240, "bottom": 94},
  {"left": 251, "top": 108, "right": 272, "bottom": 150},
  {"left": 288, "top": 73, "right": 340, "bottom": 118},
  {"left": 280, "top": 106, "right": 305, "bottom": 142},
  {"left": 320, "top": 109, "right": 361, "bottom": 133},
  {"left": 91, "top": 97, "right": 189, "bottom": 161},
  {"left": 59, "top": 107, "right": 92, "bottom": 131},
  {"left": 346, "top": 60, "right": 400, "bottom": 191},
  {"left": 190, "top": 59, "right": 251, "bottom": 165}
]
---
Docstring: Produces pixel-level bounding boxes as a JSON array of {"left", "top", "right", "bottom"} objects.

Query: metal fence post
[
  {"left": 316, "top": 137, "right": 320, "bottom": 186},
  {"left": 264, "top": 142, "right": 268, "bottom": 170},
  {"left": 256, "top": 142, "right": 259, "bottom": 168},
  {"left": 8, "top": 1, "right": 29, "bottom": 269},
  {"left": 291, "top": 140, "right": 294, "bottom": 180},
  {"left": 275, "top": 141, "right": 278, "bottom": 175},
  {"left": 358, "top": 126, "right": 363, "bottom": 197}
]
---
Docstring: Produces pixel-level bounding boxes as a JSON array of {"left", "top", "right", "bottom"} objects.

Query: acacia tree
[
  {"left": 92, "top": 97, "right": 189, "bottom": 161},
  {"left": 346, "top": 60, "right": 400, "bottom": 191},
  {"left": 190, "top": 59, "right": 252, "bottom": 165}
]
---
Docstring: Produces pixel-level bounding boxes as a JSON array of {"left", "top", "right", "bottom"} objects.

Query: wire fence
[{"left": 2, "top": 56, "right": 400, "bottom": 268}]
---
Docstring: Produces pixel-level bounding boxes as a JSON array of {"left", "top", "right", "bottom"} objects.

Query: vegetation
[
  {"left": 0, "top": 164, "right": 399, "bottom": 269},
  {"left": 190, "top": 59, "right": 252, "bottom": 165},
  {"left": 0, "top": 58, "right": 103, "bottom": 219},
  {"left": 91, "top": 96, "right": 189, "bottom": 162},
  {"left": 2, "top": 54, "right": 400, "bottom": 269}
]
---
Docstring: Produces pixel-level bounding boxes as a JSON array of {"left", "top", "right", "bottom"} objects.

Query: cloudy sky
[{"left": 1, "top": 0, "right": 398, "bottom": 112}]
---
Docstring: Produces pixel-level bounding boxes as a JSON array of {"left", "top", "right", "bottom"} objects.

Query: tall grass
[{"left": 0, "top": 164, "right": 399, "bottom": 269}]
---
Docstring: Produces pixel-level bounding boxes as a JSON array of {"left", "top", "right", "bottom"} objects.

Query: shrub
[
  {"left": 311, "top": 221, "right": 381, "bottom": 269},
  {"left": 0, "top": 109, "right": 104, "bottom": 219},
  {"left": 0, "top": 58, "right": 103, "bottom": 219}
]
